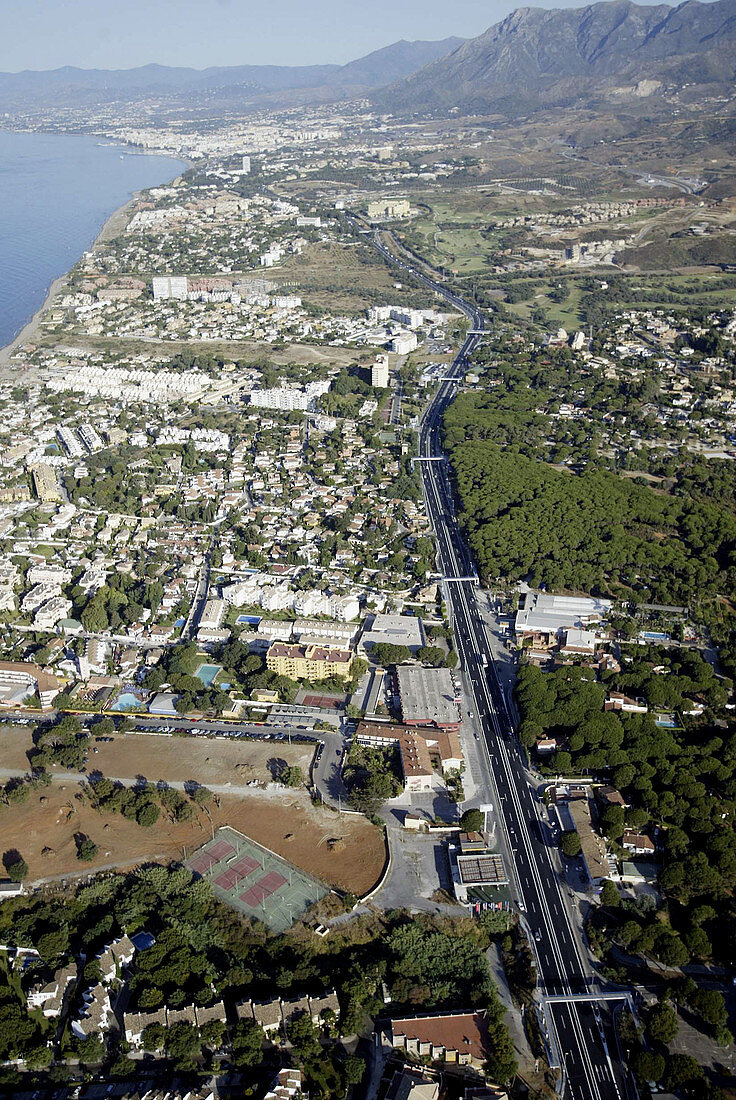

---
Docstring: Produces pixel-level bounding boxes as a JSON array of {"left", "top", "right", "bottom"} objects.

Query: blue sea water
[{"left": 0, "top": 130, "right": 187, "bottom": 349}]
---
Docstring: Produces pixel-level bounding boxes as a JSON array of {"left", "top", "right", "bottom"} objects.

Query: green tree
[
  {"left": 459, "top": 808, "right": 484, "bottom": 832},
  {"left": 2, "top": 851, "right": 28, "bottom": 881},
  {"left": 646, "top": 1002, "right": 679, "bottom": 1044},
  {"left": 231, "top": 1020, "right": 265, "bottom": 1068},
  {"left": 140, "top": 1023, "right": 165, "bottom": 1052},
  {"left": 136, "top": 802, "right": 160, "bottom": 827},
  {"left": 76, "top": 836, "right": 99, "bottom": 862},
  {"left": 343, "top": 1054, "right": 366, "bottom": 1086},
  {"left": 599, "top": 880, "right": 620, "bottom": 907},
  {"left": 369, "top": 643, "right": 410, "bottom": 666},
  {"left": 663, "top": 1053, "right": 704, "bottom": 1091},
  {"left": 280, "top": 765, "right": 303, "bottom": 788},
  {"left": 632, "top": 1050, "right": 665, "bottom": 1082},
  {"left": 691, "top": 989, "right": 727, "bottom": 1029},
  {"left": 560, "top": 831, "right": 581, "bottom": 858}
]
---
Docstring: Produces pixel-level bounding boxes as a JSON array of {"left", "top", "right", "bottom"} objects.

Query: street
[{"left": 369, "top": 225, "right": 633, "bottom": 1100}]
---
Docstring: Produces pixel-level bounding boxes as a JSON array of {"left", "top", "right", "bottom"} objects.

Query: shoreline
[{"left": 0, "top": 194, "right": 139, "bottom": 369}]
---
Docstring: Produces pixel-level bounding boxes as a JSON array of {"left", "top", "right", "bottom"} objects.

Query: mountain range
[
  {"left": 0, "top": 38, "right": 464, "bottom": 112},
  {"left": 3, "top": 0, "right": 735, "bottom": 121},
  {"left": 375, "top": 0, "right": 736, "bottom": 115}
]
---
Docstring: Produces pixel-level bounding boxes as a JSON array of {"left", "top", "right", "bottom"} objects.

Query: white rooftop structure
[
  {"left": 362, "top": 613, "right": 425, "bottom": 653},
  {"left": 515, "top": 592, "right": 612, "bottom": 637}
]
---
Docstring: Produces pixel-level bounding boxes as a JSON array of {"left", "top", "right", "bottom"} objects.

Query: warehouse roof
[
  {"left": 396, "top": 666, "right": 460, "bottom": 729},
  {"left": 362, "top": 613, "right": 425, "bottom": 650}
]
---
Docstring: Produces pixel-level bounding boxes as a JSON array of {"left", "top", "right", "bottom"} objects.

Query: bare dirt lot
[
  {"left": 0, "top": 728, "right": 386, "bottom": 896},
  {"left": 0, "top": 725, "right": 36, "bottom": 769},
  {"left": 90, "top": 731, "right": 314, "bottom": 788},
  {"left": 0, "top": 727, "right": 313, "bottom": 787},
  {"left": 0, "top": 785, "right": 384, "bottom": 897}
]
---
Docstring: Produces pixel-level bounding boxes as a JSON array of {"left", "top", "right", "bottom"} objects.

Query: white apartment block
[
  {"left": 22, "top": 583, "right": 62, "bottom": 614},
  {"left": 57, "top": 426, "right": 85, "bottom": 458},
  {"left": 371, "top": 355, "right": 390, "bottom": 388},
  {"left": 249, "top": 388, "right": 312, "bottom": 412},
  {"left": 27, "top": 563, "right": 73, "bottom": 587},
  {"left": 34, "top": 596, "right": 72, "bottom": 630},
  {"left": 152, "top": 276, "right": 189, "bottom": 301},
  {"left": 78, "top": 423, "right": 104, "bottom": 452},
  {"left": 391, "top": 333, "right": 418, "bottom": 355}
]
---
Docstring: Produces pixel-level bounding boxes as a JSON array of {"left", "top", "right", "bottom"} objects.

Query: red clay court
[
  {"left": 186, "top": 826, "right": 327, "bottom": 932},
  {"left": 301, "top": 694, "right": 342, "bottom": 709}
]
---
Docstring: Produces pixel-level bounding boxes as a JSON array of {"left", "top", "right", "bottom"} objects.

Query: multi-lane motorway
[{"left": 368, "top": 226, "right": 631, "bottom": 1100}]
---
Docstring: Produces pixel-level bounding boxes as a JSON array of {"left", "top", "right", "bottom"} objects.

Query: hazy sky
[{"left": 2, "top": 0, "right": 687, "bottom": 72}]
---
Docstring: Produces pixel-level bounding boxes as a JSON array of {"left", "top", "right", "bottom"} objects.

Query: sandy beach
[{"left": 0, "top": 194, "right": 137, "bottom": 370}]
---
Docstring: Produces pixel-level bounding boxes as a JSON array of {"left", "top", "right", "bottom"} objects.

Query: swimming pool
[
  {"left": 111, "top": 691, "right": 144, "bottom": 711},
  {"left": 196, "top": 664, "right": 221, "bottom": 687},
  {"left": 641, "top": 631, "right": 670, "bottom": 642}
]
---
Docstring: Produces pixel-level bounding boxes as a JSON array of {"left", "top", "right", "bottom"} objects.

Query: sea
[{"left": 0, "top": 130, "right": 187, "bottom": 350}]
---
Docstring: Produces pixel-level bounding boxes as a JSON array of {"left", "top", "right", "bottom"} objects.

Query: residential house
[
  {"left": 26, "top": 964, "right": 76, "bottom": 1017},
  {"left": 264, "top": 1067, "right": 306, "bottom": 1100},
  {"left": 124, "top": 1007, "right": 168, "bottom": 1047},
  {"left": 71, "top": 983, "right": 113, "bottom": 1038},
  {"left": 251, "top": 998, "right": 283, "bottom": 1033},
  {"left": 195, "top": 1001, "right": 227, "bottom": 1028},
  {"left": 621, "top": 830, "right": 656, "bottom": 857},
  {"left": 309, "top": 990, "right": 340, "bottom": 1026},
  {"left": 389, "top": 1011, "right": 491, "bottom": 1069}
]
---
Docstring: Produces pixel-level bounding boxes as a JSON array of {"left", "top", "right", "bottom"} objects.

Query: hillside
[{"left": 373, "top": 0, "right": 736, "bottom": 115}]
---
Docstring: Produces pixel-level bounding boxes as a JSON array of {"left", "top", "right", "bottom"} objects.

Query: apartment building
[{"left": 266, "top": 642, "right": 354, "bottom": 682}]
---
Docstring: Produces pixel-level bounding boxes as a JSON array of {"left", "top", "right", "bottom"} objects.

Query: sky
[{"left": 0, "top": 0, "right": 688, "bottom": 72}]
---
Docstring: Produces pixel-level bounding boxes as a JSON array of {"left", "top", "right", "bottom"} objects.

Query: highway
[{"left": 368, "top": 225, "right": 631, "bottom": 1100}]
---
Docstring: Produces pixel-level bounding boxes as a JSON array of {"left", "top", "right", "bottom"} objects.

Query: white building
[
  {"left": 27, "top": 563, "right": 72, "bottom": 587},
  {"left": 391, "top": 333, "right": 418, "bottom": 355},
  {"left": 514, "top": 592, "right": 612, "bottom": 640},
  {"left": 152, "top": 275, "right": 189, "bottom": 301},
  {"left": 78, "top": 423, "right": 104, "bottom": 453},
  {"left": 57, "top": 426, "right": 84, "bottom": 458},
  {"left": 249, "top": 388, "right": 311, "bottom": 412},
  {"left": 22, "top": 583, "right": 62, "bottom": 614},
  {"left": 371, "top": 354, "right": 390, "bottom": 389},
  {"left": 34, "top": 596, "right": 73, "bottom": 630}
]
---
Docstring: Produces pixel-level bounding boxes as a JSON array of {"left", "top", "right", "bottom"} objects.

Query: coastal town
[{"left": 0, "top": 47, "right": 735, "bottom": 1100}]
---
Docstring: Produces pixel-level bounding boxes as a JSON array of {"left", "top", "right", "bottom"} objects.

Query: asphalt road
[{"left": 367, "top": 224, "right": 632, "bottom": 1100}]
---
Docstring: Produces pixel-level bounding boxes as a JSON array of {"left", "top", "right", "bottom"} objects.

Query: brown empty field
[
  {"left": 0, "top": 725, "right": 35, "bottom": 770},
  {"left": 0, "top": 726, "right": 385, "bottom": 896},
  {"left": 0, "top": 783, "right": 384, "bottom": 897},
  {"left": 90, "top": 731, "right": 314, "bottom": 787},
  {"left": 0, "top": 726, "right": 313, "bottom": 787}
]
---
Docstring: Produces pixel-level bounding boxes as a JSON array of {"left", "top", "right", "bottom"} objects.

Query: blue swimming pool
[
  {"left": 111, "top": 691, "right": 144, "bottom": 711},
  {"left": 641, "top": 631, "right": 670, "bottom": 642},
  {"left": 196, "top": 664, "right": 221, "bottom": 687}
]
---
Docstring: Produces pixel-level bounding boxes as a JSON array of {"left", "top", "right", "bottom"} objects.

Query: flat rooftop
[
  {"left": 457, "top": 853, "right": 508, "bottom": 886},
  {"left": 515, "top": 592, "right": 612, "bottom": 636},
  {"left": 362, "top": 613, "right": 425, "bottom": 649},
  {"left": 396, "top": 666, "right": 459, "bottom": 728}
]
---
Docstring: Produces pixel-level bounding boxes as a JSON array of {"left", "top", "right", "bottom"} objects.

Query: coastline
[{"left": 0, "top": 194, "right": 138, "bottom": 369}]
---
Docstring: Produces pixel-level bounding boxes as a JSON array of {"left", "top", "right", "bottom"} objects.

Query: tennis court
[{"left": 186, "top": 826, "right": 328, "bottom": 932}]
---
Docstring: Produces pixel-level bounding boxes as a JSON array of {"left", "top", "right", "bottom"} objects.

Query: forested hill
[{"left": 445, "top": 439, "right": 736, "bottom": 606}]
